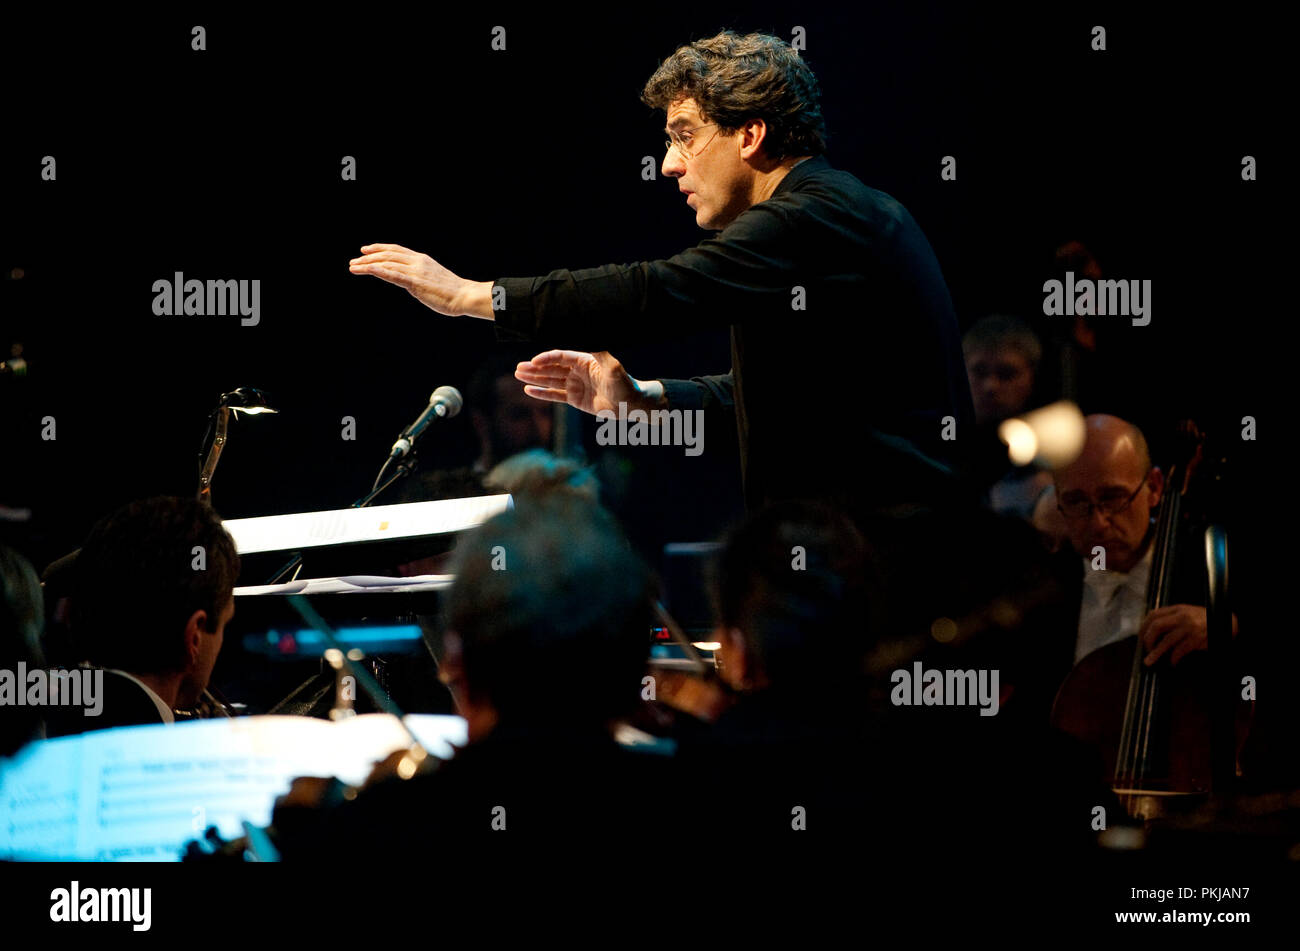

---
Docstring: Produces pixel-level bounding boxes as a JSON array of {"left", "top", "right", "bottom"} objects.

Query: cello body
[{"left": 1051, "top": 637, "right": 1221, "bottom": 818}]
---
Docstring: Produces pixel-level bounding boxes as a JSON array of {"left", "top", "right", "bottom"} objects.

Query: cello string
[{"left": 1119, "top": 463, "right": 1180, "bottom": 800}]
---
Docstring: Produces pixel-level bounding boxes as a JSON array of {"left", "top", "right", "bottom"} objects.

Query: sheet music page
[{"left": 0, "top": 714, "right": 467, "bottom": 861}]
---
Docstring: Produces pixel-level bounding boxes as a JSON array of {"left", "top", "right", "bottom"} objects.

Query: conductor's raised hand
[
  {"left": 514, "top": 350, "right": 663, "bottom": 417},
  {"left": 349, "top": 244, "right": 477, "bottom": 317}
]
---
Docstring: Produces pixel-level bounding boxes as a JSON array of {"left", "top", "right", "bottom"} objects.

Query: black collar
[{"left": 773, "top": 154, "right": 830, "bottom": 196}]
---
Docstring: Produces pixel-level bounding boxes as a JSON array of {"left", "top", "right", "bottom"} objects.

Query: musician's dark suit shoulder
[{"left": 43, "top": 669, "right": 167, "bottom": 738}]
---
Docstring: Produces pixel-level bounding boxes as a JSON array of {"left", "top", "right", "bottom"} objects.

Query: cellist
[
  {"left": 1041, "top": 413, "right": 1252, "bottom": 818},
  {"left": 1050, "top": 414, "right": 1238, "bottom": 674}
]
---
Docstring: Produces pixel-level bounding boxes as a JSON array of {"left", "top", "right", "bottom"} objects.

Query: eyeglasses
[
  {"left": 1057, "top": 468, "right": 1152, "bottom": 520},
  {"left": 664, "top": 124, "right": 720, "bottom": 160}
]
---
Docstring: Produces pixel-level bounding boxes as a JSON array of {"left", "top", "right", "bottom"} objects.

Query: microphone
[{"left": 390, "top": 385, "right": 463, "bottom": 458}]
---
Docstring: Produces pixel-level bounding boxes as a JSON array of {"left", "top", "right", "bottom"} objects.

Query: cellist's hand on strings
[{"left": 1140, "top": 605, "right": 1239, "bottom": 666}]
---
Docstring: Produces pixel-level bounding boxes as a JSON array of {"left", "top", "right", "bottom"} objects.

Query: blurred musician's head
[
  {"left": 442, "top": 494, "right": 653, "bottom": 740},
  {"left": 467, "top": 350, "right": 554, "bottom": 470},
  {"left": 642, "top": 31, "right": 825, "bottom": 231},
  {"left": 0, "top": 544, "right": 46, "bottom": 757},
  {"left": 709, "top": 500, "right": 872, "bottom": 696},
  {"left": 72, "top": 496, "right": 240, "bottom": 710},
  {"left": 1052, "top": 415, "right": 1164, "bottom": 574},
  {"left": 484, "top": 449, "right": 599, "bottom": 503},
  {"left": 962, "top": 314, "right": 1042, "bottom": 427}
]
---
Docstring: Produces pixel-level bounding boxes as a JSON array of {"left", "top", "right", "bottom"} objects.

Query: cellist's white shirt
[{"left": 1074, "top": 544, "right": 1154, "bottom": 665}]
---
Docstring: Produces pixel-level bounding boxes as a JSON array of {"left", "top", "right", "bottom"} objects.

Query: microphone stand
[
  {"left": 352, "top": 449, "right": 421, "bottom": 509},
  {"left": 261, "top": 404, "right": 453, "bottom": 723},
  {"left": 261, "top": 444, "right": 431, "bottom": 729},
  {"left": 263, "top": 446, "right": 424, "bottom": 585}
]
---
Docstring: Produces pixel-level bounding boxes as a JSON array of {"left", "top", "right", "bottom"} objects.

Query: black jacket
[
  {"left": 43, "top": 669, "right": 168, "bottom": 738},
  {"left": 492, "top": 156, "right": 975, "bottom": 517}
]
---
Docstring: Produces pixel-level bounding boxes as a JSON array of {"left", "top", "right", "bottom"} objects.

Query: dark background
[{"left": 0, "top": 6, "right": 1280, "bottom": 578}]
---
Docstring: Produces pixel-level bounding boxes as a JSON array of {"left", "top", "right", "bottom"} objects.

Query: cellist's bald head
[
  {"left": 1052, "top": 415, "right": 1163, "bottom": 572},
  {"left": 1074, "top": 415, "right": 1150, "bottom": 473}
]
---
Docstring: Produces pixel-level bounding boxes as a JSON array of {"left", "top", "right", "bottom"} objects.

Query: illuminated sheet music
[{"left": 0, "top": 714, "right": 467, "bottom": 861}]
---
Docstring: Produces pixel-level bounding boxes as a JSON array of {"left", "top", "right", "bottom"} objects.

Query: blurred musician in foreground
[
  {"left": 676, "top": 501, "right": 877, "bottom": 832},
  {"left": 272, "top": 492, "right": 665, "bottom": 852},
  {"left": 45, "top": 496, "right": 240, "bottom": 735},
  {"left": 0, "top": 544, "right": 46, "bottom": 757},
  {"left": 680, "top": 499, "right": 1109, "bottom": 850}
]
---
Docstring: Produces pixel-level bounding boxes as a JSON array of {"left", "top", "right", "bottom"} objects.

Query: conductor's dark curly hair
[{"left": 641, "top": 30, "right": 827, "bottom": 161}]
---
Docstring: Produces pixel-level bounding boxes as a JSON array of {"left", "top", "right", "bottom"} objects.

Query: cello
[{"left": 1049, "top": 423, "right": 1250, "bottom": 821}]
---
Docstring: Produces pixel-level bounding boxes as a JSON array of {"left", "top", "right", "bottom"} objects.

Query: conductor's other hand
[
  {"left": 514, "top": 350, "right": 663, "bottom": 417},
  {"left": 349, "top": 244, "right": 471, "bottom": 316}
]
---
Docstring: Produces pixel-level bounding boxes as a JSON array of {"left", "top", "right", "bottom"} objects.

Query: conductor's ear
[{"left": 738, "top": 118, "right": 768, "bottom": 160}]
